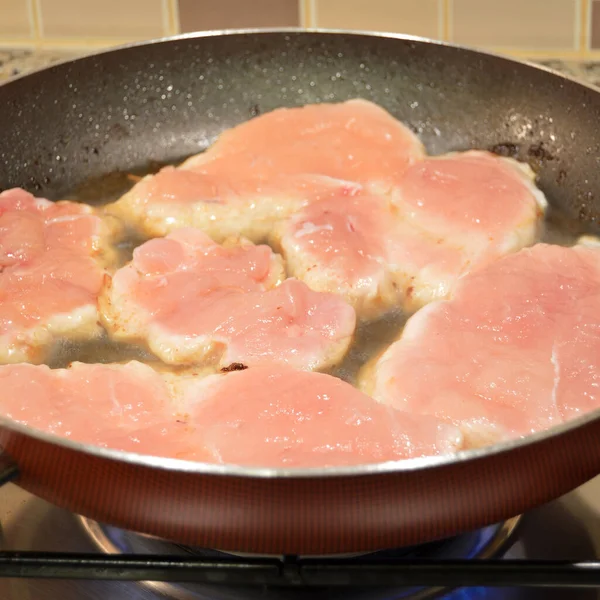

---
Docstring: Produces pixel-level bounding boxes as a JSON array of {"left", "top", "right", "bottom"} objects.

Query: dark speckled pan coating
[{"left": 0, "top": 30, "right": 600, "bottom": 554}]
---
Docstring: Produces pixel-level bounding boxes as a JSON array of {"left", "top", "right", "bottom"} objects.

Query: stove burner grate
[
  {"left": 1, "top": 514, "right": 600, "bottom": 596},
  {"left": 74, "top": 515, "right": 521, "bottom": 599}
]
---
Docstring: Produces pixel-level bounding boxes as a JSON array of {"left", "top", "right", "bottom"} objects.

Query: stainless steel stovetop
[{"left": 2, "top": 477, "right": 600, "bottom": 600}]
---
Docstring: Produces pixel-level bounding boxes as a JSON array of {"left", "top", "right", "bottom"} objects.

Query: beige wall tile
[
  {"left": 178, "top": 0, "right": 299, "bottom": 32},
  {"left": 314, "top": 0, "right": 441, "bottom": 38},
  {"left": 0, "top": 0, "right": 33, "bottom": 37},
  {"left": 451, "top": 0, "right": 578, "bottom": 50},
  {"left": 592, "top": 0, "right": 600, "bottom": 48},
  {"left": 39, "top": 0, "right": 167, "bottom": 39}
]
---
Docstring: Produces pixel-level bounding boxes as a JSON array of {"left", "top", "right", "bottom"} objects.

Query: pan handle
[{"left": 0, "top": 449, "right": 19, "bottom": 487}]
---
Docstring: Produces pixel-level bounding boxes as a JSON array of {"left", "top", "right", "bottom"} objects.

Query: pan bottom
[{"left": 77, "top": 515, "right": 520, "bottom": 600}]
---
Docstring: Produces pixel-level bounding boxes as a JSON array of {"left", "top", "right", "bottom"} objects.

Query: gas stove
[{"left": 1, "top": 477, "right": 600, "bottom": 599}]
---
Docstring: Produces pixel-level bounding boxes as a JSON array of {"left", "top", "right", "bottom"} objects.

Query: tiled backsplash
[{"left": 2, "top": 0, "right": 600, "bottom": 57}]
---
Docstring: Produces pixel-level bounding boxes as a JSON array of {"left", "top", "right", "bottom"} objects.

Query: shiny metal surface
[{"left": 1, "top": 479, "right": 600, "bottom": 600}]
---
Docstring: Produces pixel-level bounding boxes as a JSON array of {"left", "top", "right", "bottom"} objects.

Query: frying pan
[{"left": 0, "top": 29, "right": 600, "bottom": 556}]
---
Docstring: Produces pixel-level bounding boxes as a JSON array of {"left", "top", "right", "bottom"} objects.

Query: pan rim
[{"left": 1, "top": 28, "right": 600, "bottom": 480}]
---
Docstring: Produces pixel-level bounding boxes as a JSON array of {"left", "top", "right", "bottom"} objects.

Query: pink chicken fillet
[
  {"left": 363, "top": 243, "right": 600, "bottom": 446},
  {"left": 107, "top": 99, "right": 424, "bottom": 242},
  {"left": 101, "top": 228, "right": 356, "bottom": 370},
  {"left": 277, "top": 151, "right": 547, "bottom": 320},
  {"left": 0, "top": 361, "right": 177, "bottom": 451},
  {"left": 0, "top": 188, "right": 108, "bottom": 363},
  {"left": 0, "top": 362, "right": 463, "bottom": 468},
  {"left": 164, "top": 365, "right": 463, "bottom": 467}
]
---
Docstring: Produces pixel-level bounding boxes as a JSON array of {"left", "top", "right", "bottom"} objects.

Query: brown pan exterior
[
  {"left": 2, "top": 413, "right": 600, "bottom": 555},
  {"left": 1, "top": 30, "right": 600, "bottom": 554}
]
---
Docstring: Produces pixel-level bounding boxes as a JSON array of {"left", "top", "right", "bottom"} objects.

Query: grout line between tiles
[
  {"left": 171, "top": 0, "right": 181, "bottom": 35},
  {"left": 574, "top": 0, "right": 582, "bottom": 51},
  {"left": 0, "top": 37, "right": 146, "bottom": 50},
  {"left": 160, "top": 0, "right": 171, "bottom": 36},
  {"left": 486, "top": 48, "right": 582, "bottom": 57},
  {"left": 486, "top": 47, "right": 600, "bottom": 59},
  {"left": 24, "top": 0, "right": 35, "bottom": 41},
  {"left": 445, "top": 0, "right": 453, "bottom": 42},
  {"left": 298, "top": 0, "right": 306, "bottom": 28},
  {"left": 438, "top": 0, "right": 448, "bottom": 40},
  {"left": 308, "top": 0, "right": 317, "bottom": 28},
  {"left": 30, "top": 0, "right": 43, "bottom": 46},
  {"left": 580, "top": 0, "right": 591, "bottom": 51},
  {"left": 591, "top": 0, "right": 598, "bottom": 51},
  {"left": 164, "top": 0, "right": 180, "bottom": 36},
  {"left": 573, "top": 0, "right": 587, "bottom": 53}
]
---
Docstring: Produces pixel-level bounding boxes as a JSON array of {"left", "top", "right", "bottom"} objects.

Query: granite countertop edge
[{"left": 1, "top": 47, "right": 600, "bottom": 87}]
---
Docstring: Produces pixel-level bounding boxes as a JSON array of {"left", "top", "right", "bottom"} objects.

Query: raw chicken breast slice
[
  {"left": 0, "top": 362, "right": 462, "bottom": 467},
  {"left": 0, "top": 361, "right": 177, "bottom": 451},
  {"left": 109, "top": 170, "right": 361, "bottom": 244},
  {"left": 106, "top": 99, "right": 424, "bottom": 241},
  {"left": 100, "top": 228, "right": 356, "bottom": 370},
  {"left": 0, "top": 189, "right": 111, "bottom": 363},
  {"left": 180, "top": 99, "right": 425, "bottom": 192},
  {"left": 274, "top": 193, "right": 466, "bottom": 320},
  {"left": 392, "top": 151, "right": 547, "bottom": 259},
  {"left": 159, "top": 365, "right": 464, "bottom": 467},
  {"left": 275, "top": 151, "right": 546, "bottom": 320},
  {"left": 362, "top": 243, "right": 600, "bottom": 446},
  {"left": 0, "top": 188, "right": 115, "bottom": 262}
]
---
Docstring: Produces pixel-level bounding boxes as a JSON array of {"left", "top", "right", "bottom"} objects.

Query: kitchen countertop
[
  {"left": 1, "top": 47, "right": 600, "bottom": 87},
  {"left": 0, "top": 48, "right": 81, "bottom": 81}
]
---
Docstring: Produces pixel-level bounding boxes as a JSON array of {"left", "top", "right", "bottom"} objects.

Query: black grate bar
[{"left": 0, "top": 554, "right": 600, "bottom": 587}]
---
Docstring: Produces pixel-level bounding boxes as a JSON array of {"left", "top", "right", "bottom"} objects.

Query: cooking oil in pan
[{"left": 45, "top": 336, "right": 157, "bottom": 370}]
